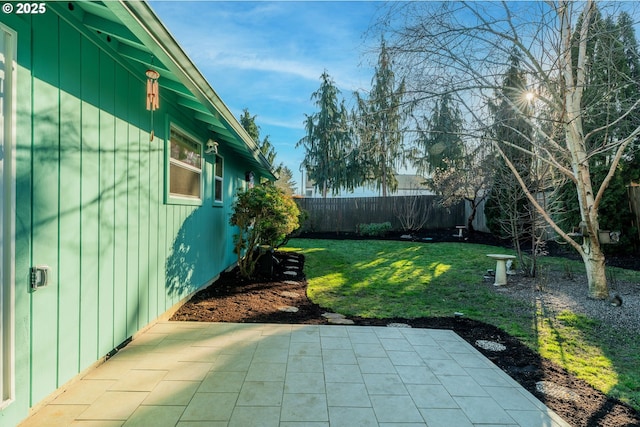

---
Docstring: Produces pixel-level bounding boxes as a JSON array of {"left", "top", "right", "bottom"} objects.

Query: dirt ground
[{"left": 171, "top": 232, "right": 640, "bottom": 427}]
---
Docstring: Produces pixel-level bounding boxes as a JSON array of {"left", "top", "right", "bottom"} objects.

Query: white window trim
[
  {"left": 167, "top": 124, "right": 203, "bottom": 206},
  {"left": 0, "top": 22, "right": 17, "bottom": 409}
]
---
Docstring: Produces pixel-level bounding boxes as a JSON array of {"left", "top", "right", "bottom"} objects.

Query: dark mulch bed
[{"left": 171, "top": 230, "right": 640, "bottom": 427}]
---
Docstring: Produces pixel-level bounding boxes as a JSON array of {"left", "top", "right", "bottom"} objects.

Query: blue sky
[{"left": 149, "top": 1, "right": 384, "bottom": 190}]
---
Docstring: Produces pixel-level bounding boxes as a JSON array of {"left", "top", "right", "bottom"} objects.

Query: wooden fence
[
  {"left": 467, "top": 197, "right": 490, "bottom": 233},
  {"left": 294, "top": 186, "right": 640, "bottom": 237},
  {"left": 629, "top": 185, "right": 640, "bottom": 240},
  {"left": 295, "top": 195, "right": 466, "bottom": 233}
]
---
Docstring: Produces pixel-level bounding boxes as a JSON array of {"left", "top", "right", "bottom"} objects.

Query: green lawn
[{"left": 283, "top": 238, "right": 640, "bottom": 411}]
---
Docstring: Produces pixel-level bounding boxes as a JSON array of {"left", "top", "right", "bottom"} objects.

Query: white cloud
[
  {"left": 202, "top": 51, "right": 322, "bottom": 82},
  {"left": 149, "top": 1, "right": 382, "bottom": 176}
]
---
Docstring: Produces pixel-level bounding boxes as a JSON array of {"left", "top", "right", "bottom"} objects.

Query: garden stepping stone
[
  {"left": 535, "top": 381, "right": 580, "bottom": 402},
  {"left": 283, "top": 280, "right": 299, "bottom": 285},
  {"left": 327, "top": 317, "right": 355, "bottom": 325},
  {"left": 322, "top": 312, "right": 346, "bottom": 319},
  {"left": 284, "top": 271, "right": 297, "bottom": 277},
  {"left": 475, "top": 340, "right": 506, "bottom": 352},
  {"left": 278, "top": 306, "right": 299, "bottom": 313},
  {"left": 280, "top": 291, "right": 300, "bottom": 298},
  {"left": 287, "top": 258, "right": 299, "bottom": 264},
  {"left": 322, "top": 312, "right": 355, "bottom": 325},
  {"left": 387, "top": 323, "right": 411, "bottom": 328}
]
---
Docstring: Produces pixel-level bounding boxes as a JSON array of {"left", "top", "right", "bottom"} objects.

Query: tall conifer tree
[
  {"left": 297, "top": 72, "right": 354, "bottom": 197},
  {"left": 355, "top": 39, "right": 408, "bottom": 196}
]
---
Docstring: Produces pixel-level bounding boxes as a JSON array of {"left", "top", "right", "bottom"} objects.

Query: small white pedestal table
[{"left": 486, "top": 254, "right": 516, "bottom": 286}]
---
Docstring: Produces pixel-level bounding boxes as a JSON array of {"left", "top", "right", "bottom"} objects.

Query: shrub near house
[{"left": 230, "top": 183, "right": 301, "bottom": 278}]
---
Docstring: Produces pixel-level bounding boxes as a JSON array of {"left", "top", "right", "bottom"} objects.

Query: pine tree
[
  {"left": 239, "top": 109, "right": 298, "bottom": 194},
  {"left": 355, "top": 39, "right": 408, "bottom": 196},
  {"left": 297, "top": 72, "right": 354, "bottom": 197},
  {"left": 412, "top": 92, "right": 464, "bottom": 175},
  {"left": 239, "top": 108, "right": 276, "bottom": 166},
  {"left": 274, "top": 166, "right": 297, "bottom": 197}
]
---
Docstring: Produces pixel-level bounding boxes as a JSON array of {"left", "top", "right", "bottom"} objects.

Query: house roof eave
[{"left": 102, "top": 1, "right": 276, "bottom": 180}]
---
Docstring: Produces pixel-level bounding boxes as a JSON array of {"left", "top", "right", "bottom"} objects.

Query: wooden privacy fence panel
[
  {"left": 629, "top": 185, "right": 640, "bottom": 240},
  {"left": 466, "top": 198, "right": 490, "bottom": 233},
  {"left": 295, "top": 196, "right": 466, "bottom": 233}
]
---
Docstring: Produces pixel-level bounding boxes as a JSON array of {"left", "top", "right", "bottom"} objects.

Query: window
[
  {"left": 213, "top": 154, "right": 223, "bottom": 204},
  {"left": 168, "top": 126, "right": 202, "bottom": 204}
]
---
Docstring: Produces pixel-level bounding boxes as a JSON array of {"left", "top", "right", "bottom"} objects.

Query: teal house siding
[{"left": 0, "top": 2, "right": 274, "bottom": 425}]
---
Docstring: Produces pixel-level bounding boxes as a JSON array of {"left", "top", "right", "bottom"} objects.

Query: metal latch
[{"left": 30, "top": 265, "right": 51, "bottom": 291}]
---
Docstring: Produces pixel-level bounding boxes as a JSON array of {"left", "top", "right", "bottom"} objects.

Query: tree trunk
[
  {"left": 381, "top": 161, "right": 388, "bottom": 197},
  {"left": 572, "top": 161, "right": 609, "bottom": 298},
  {"left": 565, "top": 107, "right": 609, "bottom": 298},
  {"left": 560, "top": 0, "right": 608, "bottom": 299},
  {"left": 566, "top": 134, "right": 610, "bottom": 299},
  {"left": 529, "top": 232, "right": 537, "bottom": 278},
  {"left": 466, "top": 201, "right": 476, "bottom": 233},
  {"left": 581, "top": 235, "right": 608, "bottom": 299}
]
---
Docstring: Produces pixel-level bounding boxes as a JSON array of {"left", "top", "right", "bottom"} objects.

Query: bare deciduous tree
[
  {"left": 378, "top": 1, "right": 640, "bottom": 299},
  {"left": 427, "top": 144, "right": 493, "bottom": 233},
  {"left": 393, "top": 191, "right": 433, "bottom": 233}
]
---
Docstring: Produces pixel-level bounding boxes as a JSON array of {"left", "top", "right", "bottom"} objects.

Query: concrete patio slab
[{"left": 18, "top": 322, "right": 570, "bottom": 427}]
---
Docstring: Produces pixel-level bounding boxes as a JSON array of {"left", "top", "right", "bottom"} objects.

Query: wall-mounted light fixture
[
  {"left": 245, "top": 171, "right": 255, "bottom": 188},
  {"left": 205, "top": 139, "right": 219, "bottom": 154}
]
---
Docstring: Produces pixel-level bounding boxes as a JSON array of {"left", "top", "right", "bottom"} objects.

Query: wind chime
[{"left": 146, "top": 68, "right": 160, "bottom": 141}]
